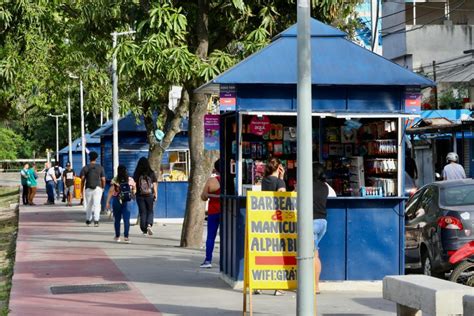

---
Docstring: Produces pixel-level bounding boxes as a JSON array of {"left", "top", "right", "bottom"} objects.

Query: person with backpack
[
  {"left": 62, "top": 162, "right": 75, "bottom": 207},
  {"left": 53, "top": 161, "right": 64, "bottom": 202},
  {"left": 133, "top": 157, "right": 158, "bottom": 236},
  {"left": 80, "top": 151, "right": 106, "bottom": 227},
  {"left": 105, "top": 165, "right": 136, "bottom": 243}
]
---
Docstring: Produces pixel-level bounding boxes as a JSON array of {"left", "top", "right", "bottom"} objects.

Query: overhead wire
[
  {"left": 382, "top": 0, "right": 466, "bottom": 37},
  {"left": 414, "top": 58, "right": 472, "bottom": 74},
  {"left": 382, "top": 4, "right": 445, "bottom": 32}
]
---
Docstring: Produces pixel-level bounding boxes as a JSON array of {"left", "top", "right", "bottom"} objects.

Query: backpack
[
  {"left": 54, "top": 166, "right": 61, "bottom": 179},
  {"left": 138, "top": 175, "right": 153, "bottom": 195},
  {"left": 118, "top": 180, "right": 132, "bottom": 202}
]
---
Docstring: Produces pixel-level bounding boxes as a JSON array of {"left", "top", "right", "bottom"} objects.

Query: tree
[
  {"left": 0, "top": 1, "right": 106, "bottom": 156},
  {"left": 0, "top": 0, "right": 363, "bottom": 247},
  {"left": 146, "top": 0, "right": 363, "bottom": 248}
]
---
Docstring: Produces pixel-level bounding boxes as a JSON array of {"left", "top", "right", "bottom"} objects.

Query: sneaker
[
  {"left": 124, "top": 238, "right": 130, "bottom": 244},
  {"left": 94, "top": 221, "right": 99, "bottom": 227},
  {"left": 114, "top": 237, "right": 121, "bottom": 242},
  {"left": 147, "top": 225, "right": 153, "bottom": 236},
  {"left": 142, "top": 232, "right": 148, "bottom": 236},
  {"left": 86, "top": 220, "right": 91, "bottom": 226},
  {"left": 200, "top": 261, "right": 212, "bottom": 269}
]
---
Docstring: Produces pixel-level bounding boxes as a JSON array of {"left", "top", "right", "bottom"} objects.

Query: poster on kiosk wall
[
  {"left": 204, "top": 114, "right": 220, "bottom": 150},
  {"left": 243, "top": 191, "right": 297, "bottom": 314},
  {"left": 219, "top": 84, "right": 236, "bottom": 111}
]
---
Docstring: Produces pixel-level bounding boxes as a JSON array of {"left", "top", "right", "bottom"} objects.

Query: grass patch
[{"left": 0, "top": 186, "right": 19, "bottom": 315}]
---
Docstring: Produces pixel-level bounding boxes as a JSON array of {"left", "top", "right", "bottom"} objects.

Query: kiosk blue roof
[
  {"left": 94, "top": 113, "right": 189, "bottom": 136},
  {"left": 197, "top": 19, "right": 434, "bottom": 92},
  {"left": 58, "top": 134, "right": 100, "bottom": 154}
]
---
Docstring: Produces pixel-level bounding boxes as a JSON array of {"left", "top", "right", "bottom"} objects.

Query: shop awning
[
  {"left": 406, "top": 119, "right": 474, "bottom": 134},
  {"left": 239, "top": 111, "right": 419, "bottom": 119},
  {"left": 196, "top": 19, "right": 434, "bottom": 94}
]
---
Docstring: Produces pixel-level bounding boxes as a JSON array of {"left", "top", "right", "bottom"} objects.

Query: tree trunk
[
  {"left": 179, "top": 0, "right": 213, "bottom": 248},
  {"left": 180, "top": 91, "right": 216, "bottom": 247}
]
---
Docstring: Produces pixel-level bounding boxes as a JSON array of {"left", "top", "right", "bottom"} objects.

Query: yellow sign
[{"left": 244, "top": 191, "right": 298, "bottom": 293}]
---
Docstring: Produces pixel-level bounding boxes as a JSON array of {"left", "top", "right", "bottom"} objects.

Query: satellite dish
[{"left": 154, "top": 129, "right": 164, "bottom": 142}]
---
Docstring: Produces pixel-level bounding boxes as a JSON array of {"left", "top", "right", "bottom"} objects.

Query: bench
[{"left": 383, "top": 275, "right": 474, "bottom": 316}]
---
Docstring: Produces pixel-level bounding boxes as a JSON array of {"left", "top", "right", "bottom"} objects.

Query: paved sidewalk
[{"left": 9, "top": 189, "right": 396, "bottom": 315}]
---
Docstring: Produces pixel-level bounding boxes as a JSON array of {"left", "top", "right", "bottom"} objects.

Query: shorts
[
  {"left": 65, "top": 185, "right": 74, "bottom": 195},
  {"left": 313, "top": 219, "right": 327, "bottom": 250}
]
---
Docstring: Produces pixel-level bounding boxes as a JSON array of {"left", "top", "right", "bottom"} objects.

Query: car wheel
[
  {"left": 422, "top": 253, "right": 443, "bottom": 278},
  {"left": 422, "top": 255, "right": 433, "bottom": 276},
  {"left": 449, "top": 261, "right": 474, "bottom": 286}
]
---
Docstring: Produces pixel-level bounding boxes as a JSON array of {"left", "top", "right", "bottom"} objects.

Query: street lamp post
[
  {"left": 67, "top": 88, "right": 73, "bottom": 168},
  {"left": 111, "top": 30, "right": 136, "bottom": 177},
  {"left": 48, "top": 114, "right": 66, "bottom": 163},
  {"left": 69, "top": 73, "right": 86, "bottom": 167},
  {"left": 296, "top": 0, "right": 314, "bottom": 315},
  {"left": 80, "top": 79, "right": 86, "bottom": 167}
]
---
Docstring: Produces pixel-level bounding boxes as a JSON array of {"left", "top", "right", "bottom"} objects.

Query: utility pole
[
  {"left": 111, "top": 30, "right": 136, "bottom": 177},
  {"left": 296, "top": 0, "right": 314, "bottom": 315},
  {"left": 48, "top": 114, "right": 65, "bottom": 163},
  {"left": 433, "top": 60, "right": 438, "bottom": 109}
]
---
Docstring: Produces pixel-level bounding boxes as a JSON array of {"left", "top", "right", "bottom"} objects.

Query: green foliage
[
  {"left": 0, "top": 0, "right": 363, "bottom": 156},
  {"left": 439, "top": 89, "right": 465, "bottom": 110},
  {"left": 0, "top": 127, "right": 32, "bottom": 159}
]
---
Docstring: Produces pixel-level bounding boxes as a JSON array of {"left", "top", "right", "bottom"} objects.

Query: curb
[{"left": 220, "top": 273, "right": 382, "bottom": 292}]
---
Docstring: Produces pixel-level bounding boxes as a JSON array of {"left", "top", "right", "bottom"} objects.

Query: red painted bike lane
[{"left": 9, "top": 197, "right": 161, "bottom": 316}]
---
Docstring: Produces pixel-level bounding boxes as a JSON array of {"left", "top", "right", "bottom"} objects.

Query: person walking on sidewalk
[
  {"left": 27, "top": 163, "right": 38, "bottom": 205},
  {"left": 20, "top": 163, "right": 29, "bottom": 205},
  {"left": 105, "top": 165, "right": 136, "bottom": 243},
  {"left": 44, "top": 162, "right": 57, "bottom": 205},
  {"left": 443, "top": 152, "right": 466, "bottom": 180},
  {"left": 80, "top": 151, "right": 105, "bottom": 227},
  {"left": 133, "top": 157, "right": 158, "bottom": 236},
  {"left": 312, "top": 163, "right": 330, "bottom": 295},
  {"left": 200, "top": 159, "right": 221, "bottom": 269},
  {"left": 53, "top": 162, "right": 64, "bottom": 202},
  {"left": 62, "top": 162, "right": 75, "bottom": 207}
]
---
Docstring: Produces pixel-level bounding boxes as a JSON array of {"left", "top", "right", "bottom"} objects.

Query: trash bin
[{"left": 74, "top": 176, "right": 82, "bottom": 199}]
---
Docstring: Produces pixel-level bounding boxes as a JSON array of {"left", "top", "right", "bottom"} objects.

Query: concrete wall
[
  {"left": 383, "top": 1, "right": 474, "bottom": 74},
  {"left": 406, "top": 25, "right": 474, "bottom": 70},
  {"left": 382, "top": 0, "right": 407, "bottom": 61}
]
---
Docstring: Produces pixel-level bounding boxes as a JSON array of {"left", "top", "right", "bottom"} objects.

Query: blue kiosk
[
  {"left": 196, "top": 19, "right": 434, "bottom": 284},
  {"left": 58, "top": 134, "right": 101, "bottom": 174},
  {"left": 94, "top": 113, "right": 190, "bottom": 221}
]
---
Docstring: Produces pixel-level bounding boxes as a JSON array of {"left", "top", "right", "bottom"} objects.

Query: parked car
[{"left": 405, "top": 179, "right": 474, "bottom": 277}]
